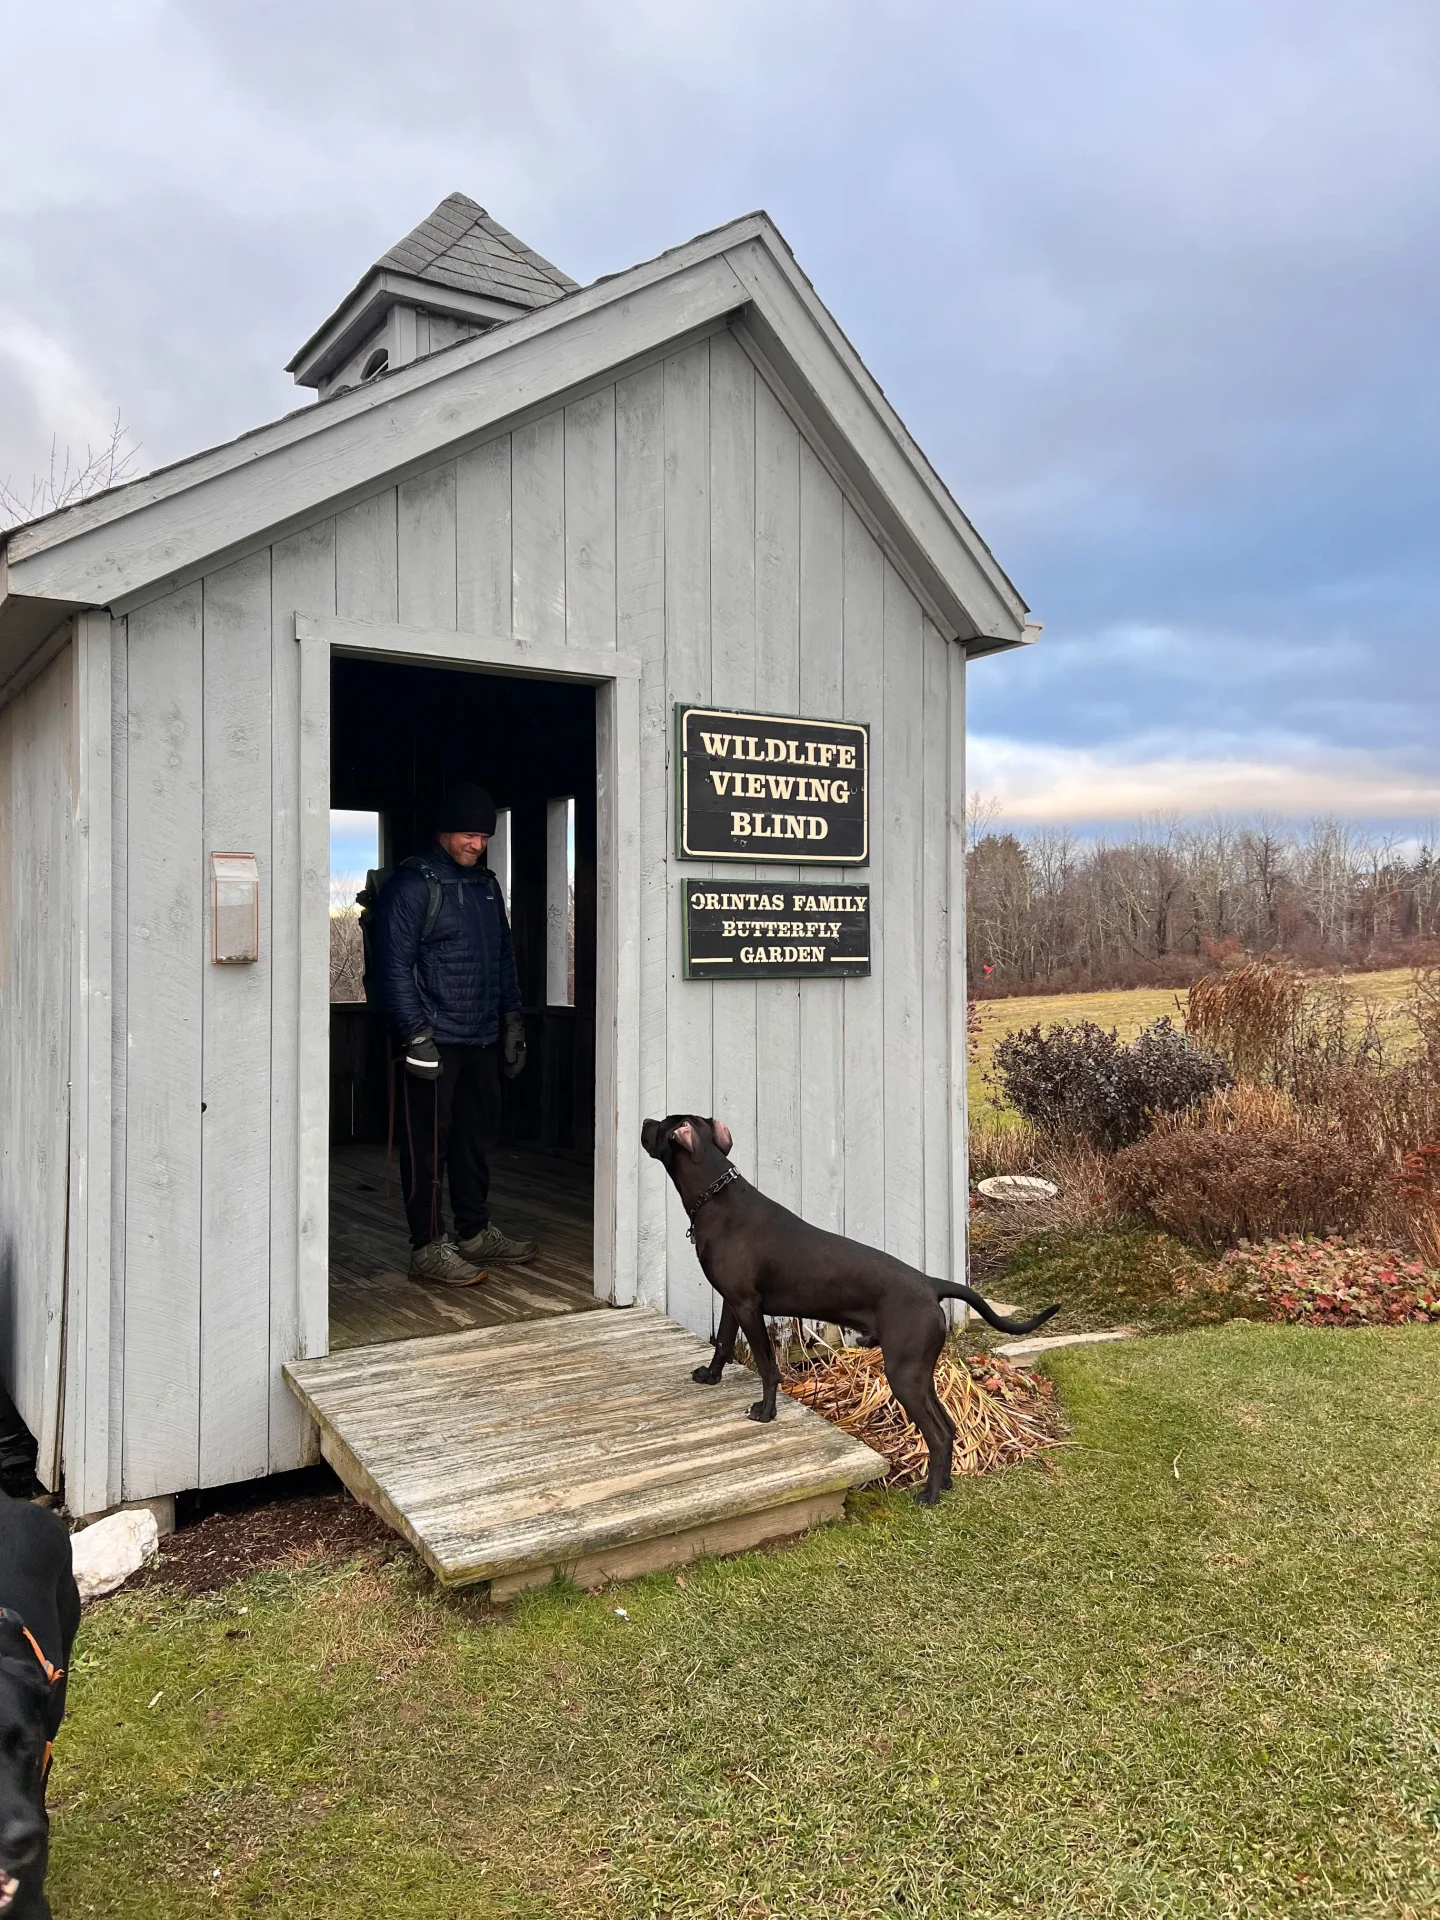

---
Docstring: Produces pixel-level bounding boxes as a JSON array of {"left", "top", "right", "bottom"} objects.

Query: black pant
[{"left": 397, "top": 1042, "right": 501, "bottom": 1248}]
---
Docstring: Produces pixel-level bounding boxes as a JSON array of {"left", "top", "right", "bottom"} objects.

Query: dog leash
[
  {"left": 686, "top": 1165, "right": 740, "bottom": 1241},
  {"left": 0, "top": 1608, "right": 64, "bottom": 1783}
]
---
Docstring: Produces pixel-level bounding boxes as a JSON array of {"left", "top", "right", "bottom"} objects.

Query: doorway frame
[{"left": 293, "top": 612, "right": 642, "bottom": 1357}]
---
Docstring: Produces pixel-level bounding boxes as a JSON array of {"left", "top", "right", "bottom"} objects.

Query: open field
[
  {"left": 52, "top": 1322, "right": 1440, "bottom": 1919},
  {"left": 969, "top": 966, "right": 1422, "bottom": 1118}
]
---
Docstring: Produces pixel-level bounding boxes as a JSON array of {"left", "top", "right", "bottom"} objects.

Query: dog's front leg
[
  {"left": 735, "top": 1306, "right": 780, "bottom": 1423},
  {"left": 693, "top": 1303, "right": 738, "bottom": 1385}
]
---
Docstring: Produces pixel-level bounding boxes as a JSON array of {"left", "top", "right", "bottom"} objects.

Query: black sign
[
  {"left": 683, "top": 883, "right": 871, "bottom": 980},
  {"left": 675, "top": 704, "right": 869, "bottom": 864}
]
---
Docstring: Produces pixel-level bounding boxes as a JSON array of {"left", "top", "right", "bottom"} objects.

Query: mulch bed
[
  {"left": 133, "top": 1476, "right": 399, "bottom": 1599},
  {"left": 779, "top": 1346, "right": 1066, "bottom": 1488}
]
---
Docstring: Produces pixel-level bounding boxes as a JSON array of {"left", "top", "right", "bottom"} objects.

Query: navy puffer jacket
[{"left": 374, "top": 841, "right": 522, "bottom": 1046}]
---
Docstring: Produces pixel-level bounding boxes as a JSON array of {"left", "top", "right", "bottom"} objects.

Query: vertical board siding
[
  {"left": 397, "top": 462, "right": 458, "bottom": 631},
  {"left": 0, "top": 647, "right": 74, "bottom": 1487},
  {"left": 921, "top": 617, "right": 952, "bottom": 1280},
  {"left": 616, "top": 364, "right": 670, "bottom": 1311},
  {"left": 796, "top": 445, "right": 846, "bottom": 1234},
  {"left": 840, "top": 506, "right": 885, "bottom": 1251},
  {"left": 108, "top": 620, "right": 129, "bottom": 1506},
  {"left": 706, "top": 335, "right": 758, "bottom": 1200},
  {"left": 564, "top": 389, "right": 617, "bottom": 651},
  {"left": 199, "top": 553, "right": 273, "bottom": 1483},
  {"left": 881, "top": 563, "right": 925, "bottom": 1271},
  {"left": 124, "top": 586, "right": 204, "bottom": 1496},
  {"left": 511, "top": 411, "right": 566, "bottom": 646},
  {"left": 457, "top": 437, "right": 513, "bottom": 638},
  {"left": 335, "top": 491, "right": 398, "bottom": 624},
  {"left": 662, "top": 341, "right": 714, "bottom": 1334},
  {"left": 947, "top": 645, "right": 970, "bottom": 1292},
  {"left": 752, "top": 378, "right": 802, "bottom": 1215},
  {"left": 268, "top": 521, "right": 336, "bottom": 1472}
]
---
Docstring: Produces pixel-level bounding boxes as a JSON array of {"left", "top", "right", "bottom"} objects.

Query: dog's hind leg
[
  {"left": 693, "top": 1302, "right": 738, "bottom": 1385},
  {"left": 883, "top": 1320, "right": 955, "bottom": 1506}
]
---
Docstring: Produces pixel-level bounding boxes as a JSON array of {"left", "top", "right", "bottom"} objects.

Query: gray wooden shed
[{"left": 0, "top": 195, "right": 1035, "bottom": 1523}]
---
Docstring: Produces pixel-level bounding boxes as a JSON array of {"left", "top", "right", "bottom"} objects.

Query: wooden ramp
[{"left": 284, "top": 1308, "right": 887, "bottom": 1599}]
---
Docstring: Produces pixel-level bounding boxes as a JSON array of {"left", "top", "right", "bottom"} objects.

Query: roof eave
[{"left": 285, "top": 269, "right": 536, "bottom": 387}]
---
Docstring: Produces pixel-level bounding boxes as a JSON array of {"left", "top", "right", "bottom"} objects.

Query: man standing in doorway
[{"left": 374, "top": 782, "right": 538, "bottom": 1285}]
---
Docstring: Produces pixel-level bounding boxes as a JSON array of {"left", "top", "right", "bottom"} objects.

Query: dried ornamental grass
[
  {"left": 1219, "top": 1236, "right": 1440, "bottom": 1327},
  {"left": 1391, "top": 1142, "right": 1440, "bottom": 1267},
  {"left": 778, "top": 1344, "right": 1066, "bottom": 1489}
]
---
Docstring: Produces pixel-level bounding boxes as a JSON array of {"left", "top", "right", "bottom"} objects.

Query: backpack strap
[{"left": 397, "top": 856, "right": 445, "bottom": 942}]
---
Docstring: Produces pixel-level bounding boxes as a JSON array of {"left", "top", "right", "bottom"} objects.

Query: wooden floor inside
[
  {"left": 329, "top": 1143, "right": 597, "bottom": 1349},
  {"left": 285, "top": 1308, "right": 889, "bottom": 1597}
]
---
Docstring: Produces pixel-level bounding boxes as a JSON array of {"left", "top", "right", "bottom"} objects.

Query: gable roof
[
  {"left": 377, "top": 192, "right": 577, "bottom": 310},
  {"left": 0, "top": 212, "right": 1034, "bottom": 685}
]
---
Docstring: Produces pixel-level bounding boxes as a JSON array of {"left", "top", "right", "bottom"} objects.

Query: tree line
[{"left": 965, "top": 811, "right": 1440, "bottom": 995}]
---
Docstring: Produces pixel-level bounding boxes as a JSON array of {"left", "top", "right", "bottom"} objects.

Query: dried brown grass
[{"left": 779, "top": 1343, "right": 1066, "bottom": 1488}]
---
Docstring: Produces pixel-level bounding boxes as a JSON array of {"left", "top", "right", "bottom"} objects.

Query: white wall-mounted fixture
[{"left": 211, "top": 852, "right": 260, "bottom": 964}]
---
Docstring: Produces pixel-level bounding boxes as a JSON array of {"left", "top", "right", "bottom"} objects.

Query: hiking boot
[
  {"left": 408, "top": 1239, "right": 487, "bottom": 1287},
  {"left": 457, "top": 1222, "right": 538, "bottom": 1265}
]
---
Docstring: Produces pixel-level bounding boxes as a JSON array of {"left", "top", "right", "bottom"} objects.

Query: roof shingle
[{"left": 377, "top": 193, "right": 576, "bottom": 311}]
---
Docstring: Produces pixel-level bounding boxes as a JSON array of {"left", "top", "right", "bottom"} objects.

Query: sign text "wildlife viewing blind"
[{"left": 675, "top": 705, "right": 869, "bottom": 863}]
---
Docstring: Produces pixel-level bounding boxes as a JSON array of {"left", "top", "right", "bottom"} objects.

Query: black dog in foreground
[
  {"left": 0, "top": 1493, "right": 79, "bottom": 1920},
  {"left": 642, "top": 1114, "right": 1060, "bottom": 1505}
]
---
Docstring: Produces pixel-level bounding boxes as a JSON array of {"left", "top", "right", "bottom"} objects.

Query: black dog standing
[
  {"left": 0, "top": 1493, "right": 79, "bottom": 1919},
  {"left": 642, "top": 1114, "right": 1059, "bottom": 1506}
]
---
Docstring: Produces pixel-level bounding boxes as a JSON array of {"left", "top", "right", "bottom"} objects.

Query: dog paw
[
  {"left": 746, "top": 1402, "right": 777, "bottom": 1423},
  {"left": 913, "top": 1486, "right": 943, "bottom": 1507},
  {"left": 691, "top": 1366, "right": 721, "bottom": 1385}
]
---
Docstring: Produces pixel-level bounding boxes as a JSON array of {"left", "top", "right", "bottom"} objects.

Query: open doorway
[{"left": 327, "top": 655, "right": 598, "bottom": 1350}]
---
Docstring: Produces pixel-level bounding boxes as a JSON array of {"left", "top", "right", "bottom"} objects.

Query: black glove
[
  {"left": 403, "top": 1031, "right": 441, "bottom": 1081},
  {"left": 502, "top": 1012, "right": 527, "bottom": 1080}
]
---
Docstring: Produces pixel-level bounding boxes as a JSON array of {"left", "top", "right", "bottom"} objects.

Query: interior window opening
[{"left": 546, "top": 796, "right": 576, "bottom": 1008}]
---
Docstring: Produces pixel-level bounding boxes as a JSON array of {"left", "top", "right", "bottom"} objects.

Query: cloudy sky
[{"left": 3, "top": 0, "right": 1436, "bottom": 833}]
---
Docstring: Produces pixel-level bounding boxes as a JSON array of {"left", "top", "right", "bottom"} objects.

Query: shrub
[
  {"left": 1109, "top": 1128, "right": 1376, "bottom": 1251},
  {"left": 990, "top": 1017, "right": 1228, "bottom": 1151},
  {"left": 1392, "top": 1143, "right": 1440, "bottom": 1267},
  {"left": 1219, "top": 1237, "right": 1440, "bottom": 1326}
]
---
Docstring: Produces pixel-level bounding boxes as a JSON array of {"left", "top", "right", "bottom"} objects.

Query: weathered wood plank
[
  {"left": 456, "top": 435, "right": 512, "bottom": 639},
  {"left": 0, "top": 647, "right": 74, "bottom": 1488},
  {"left": 662, "top": 342, "right": 714, "bottom": 1336},
  {"left": 123, "top": 586, "right": 204, "bottom": 1496},
  {"left": 947, "top": 641, "right": 970, "bottom": 1304},
  {"left": 797, "top": 444, "right": 846, "bottom": 1234},
  {"left": 65, "top": 613, "right": 113, "bottom": 1514},
  {"left": 284, "top": 1306, "right": 885, "bottom": 1588},
  {"left": 921, "top": 616, "right": 951, "bottom": 1281},
  {"left": 269, "top": 521, "right": 335, "bottom": 1470},
  {"left": 107, "top": 618, "right": 129, "bottom": 1507},
  {"left": 882, "top": 562, "right": 925, "bottom": 1270},
  {"left": 615, "top": 363, "right": 669, "bottom": 1312},
  {"left": 595, "top": 673, "right": 642, "bottom": 1304},
  {"left": 511, "top": 410, "right": 566, "bottom": 647},
  {"left": 397, "top": 461, "right": 458, "bottom": 630},
  {"left": 840, "top": 506, "right": 885, "bottom": 1251},
  {"left": 199, "top": 553, "right": 274, "bottom": 1484},
  {"left": 752, "top": 376, "right": 802, "bottom": 1214},
  {"left": 335, "top": 490, "right": 398, "bottom": 623},
  {"left": 707, "top": 333, "right": 758, "bottom": 1195},
  {"left": 564, "top": 387, "right": 617, "bottom": 651}
]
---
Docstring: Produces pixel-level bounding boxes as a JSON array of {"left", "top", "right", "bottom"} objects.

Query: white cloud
[{"left": 968, "top": 733, "right": 1440, "bottom": 822}]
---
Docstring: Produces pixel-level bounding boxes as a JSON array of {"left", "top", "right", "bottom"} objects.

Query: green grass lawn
[{"left": 52, "top": 1323, "right": 1440, "bottom": 1918}]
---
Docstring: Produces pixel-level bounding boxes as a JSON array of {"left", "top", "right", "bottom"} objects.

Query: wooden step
[{"left": 284, "top": 1307, "right": 888, "bottom": 1596}]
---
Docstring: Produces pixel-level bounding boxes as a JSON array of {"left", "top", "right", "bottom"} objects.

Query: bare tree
[{"left": 0, "top": 413, "right": 140, "bottom": 530}]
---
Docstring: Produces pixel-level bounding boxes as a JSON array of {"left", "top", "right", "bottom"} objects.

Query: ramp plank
[{"left": 284, "top": 1307, "right": 886, "bottom": 1591}]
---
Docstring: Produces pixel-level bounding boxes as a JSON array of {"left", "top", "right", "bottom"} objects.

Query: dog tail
[{"left": 932, "top": 1283, "right": 1060, "bottom": 1336}]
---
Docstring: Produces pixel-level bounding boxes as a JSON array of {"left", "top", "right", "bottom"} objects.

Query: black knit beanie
[{"left": 435, "top": 781, "right": 498, "bottom": 835}]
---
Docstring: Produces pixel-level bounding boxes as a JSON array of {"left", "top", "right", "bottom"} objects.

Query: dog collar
[{"left": 686, "top": 1165, "right": 740, "bottom": 1240}]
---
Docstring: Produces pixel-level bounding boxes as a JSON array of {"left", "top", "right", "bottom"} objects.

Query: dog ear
[
  {"left": 709, "top": 1118, "right": 733, "bottom": 1156},
  {"left": 670, "top": 1122, "right": 699, "bottom": 1158}
]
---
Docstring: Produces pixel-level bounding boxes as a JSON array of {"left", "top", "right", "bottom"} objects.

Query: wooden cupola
[{"left": 286, "top": 192, "right": 578, "bottom": 399}]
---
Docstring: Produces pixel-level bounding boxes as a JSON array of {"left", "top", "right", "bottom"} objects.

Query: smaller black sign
[
  {"left": 676, "top": 704, "right": 869, "bottom": 864},
  {"left": 684, "top": 883, "right": 871, "bottom": 980}
]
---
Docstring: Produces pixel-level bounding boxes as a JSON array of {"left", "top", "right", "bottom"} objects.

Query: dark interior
[{"left": 329, "top": 655, "right": 597, "bottom": 1162}]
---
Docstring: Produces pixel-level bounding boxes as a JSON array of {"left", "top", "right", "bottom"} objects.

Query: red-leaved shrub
[
  {"left": 1219, "top": 1238, "right": 1440, "bottom": 1326},
  {"left": 1109, "top": 1128, "right": 1376, "bottom": 1251}
]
